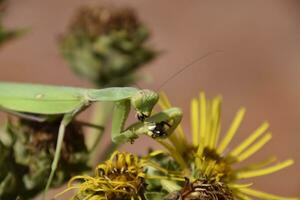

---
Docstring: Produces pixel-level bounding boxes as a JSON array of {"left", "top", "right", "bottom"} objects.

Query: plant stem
[
  {"left": 86, "top": 102, "right": 114, "bottom": 163},
  {"left": 100, "top": 141, "right": 120, "bottom": 161}
]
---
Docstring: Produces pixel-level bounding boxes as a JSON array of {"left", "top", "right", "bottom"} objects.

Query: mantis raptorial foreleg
[
  {"left": 112, "top": 107, "right": 183, "bottom": 144},
  {"left": 111, "top": 100, "right": 137, "bottom": 144},
  {"left": 100, "top": 107, "right": 182, "bottom": 161},
  {"left": 145, "top": 107, "right": 183, "bottom": 138}
]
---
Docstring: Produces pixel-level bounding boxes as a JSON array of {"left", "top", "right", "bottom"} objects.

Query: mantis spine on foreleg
[{"left": 0, "top": 82, "right": 182, "bottom": 199}]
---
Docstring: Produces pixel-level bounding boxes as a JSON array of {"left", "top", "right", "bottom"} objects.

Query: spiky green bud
[{"left": 59, "top": 5, "right": 157, "bottom": 87}]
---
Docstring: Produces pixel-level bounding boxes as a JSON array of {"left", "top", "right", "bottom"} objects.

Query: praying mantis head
[
  {"left": 129, "top": 51, "right": 222, "bottom": 122},
  {"left": 131, "top": 89, "right": 159, "bottom": 121}
]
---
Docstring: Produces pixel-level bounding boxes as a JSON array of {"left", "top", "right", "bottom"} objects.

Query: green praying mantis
[{"left": 0, "top": 82, "right": 183, "bottom": 199}]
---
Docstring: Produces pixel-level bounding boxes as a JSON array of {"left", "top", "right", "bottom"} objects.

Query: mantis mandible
[{"left": 0, "top": 82, "right": 182, "bottom": 199}]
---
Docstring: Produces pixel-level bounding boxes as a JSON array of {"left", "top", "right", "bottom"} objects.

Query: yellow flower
[
  {"left": 57, "top": 151, "right": 147, "bottom": 200},
  {"left": 158, "top": 92, "right": 298, "bottom": 200},
  {"left": 56, "top": 151, "right": 182, "bottom": 200}
]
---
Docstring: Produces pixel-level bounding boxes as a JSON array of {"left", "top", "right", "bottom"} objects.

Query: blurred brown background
[{"left": 0, "top": 0, "right": 299, "bottom": 198}]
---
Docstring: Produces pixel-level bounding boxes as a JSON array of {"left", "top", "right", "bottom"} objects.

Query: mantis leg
[
  {"left": 103, "top": 107, "right": 182, "bottom": 160},
  {"left": 144, "top": 107, "right": 183, "bottom": 138},
  {"left": 111, "top": 100, "right": 137, "bottom": 144},
  {"left": 125, "top": 107, "right": 183, "bottom": 140},
  {"left": 42, "top": 113, "right": 74, "bottom": 200},
  {"left": 0, "top": 106, "right": 49, "bottom": 122},
  {"left": 112, "top": 107, "right": 183, "bottom": 144},
  {"left": 75, "top": 121, "right": 105, "bottom": 132},
  {"left": 0, "top": 106, "right": 104, "bottom": 131}
]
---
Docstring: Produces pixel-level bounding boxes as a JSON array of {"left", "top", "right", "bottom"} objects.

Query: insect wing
[{"left": 0, "top": 82, "right": 88, "bottom": 114}]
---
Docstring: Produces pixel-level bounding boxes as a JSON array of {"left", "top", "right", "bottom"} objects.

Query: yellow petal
[
  {"left": 218, "top": 108, "right": 246, "bottom": 153},
  {"left": 196, "top": 92, "right": 207, "bottom": 158},
  {"left": 230, "top": 122, "right": 269, "bottom": 157},
  {"left": 209, "top": 96, "right": 222, "bottom": 148},
  {"left": 191, "top": 98, "right": 199, "bottom": 146},
  {"left": 236, "top": 133, "right": 272, "bottom": 162},
  {"left": 235, "top": 192, "right": 252, "bottom": 200},
  {"left": 199, "top": 92, "right": 207, "bottom": 144},
  {"left": 158, "top": 92, "right": 172, "bottom": 109},
  {"left": 237, "top": 159, "right": 294, "bottom": 179},
  {"left": 239, "top": 187, "right": 298, "bottom": 200},
  {"left": 228, "top": 183, "right": 253, "bottom": 188},
  {"left": 236, "top": 156, "right": 277, "bottom": 172}
]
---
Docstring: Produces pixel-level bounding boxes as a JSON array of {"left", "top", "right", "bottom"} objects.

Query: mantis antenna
[
  {"left": 157, "top": 50, "right": 224, "bottom": 90},
  {"left": 129, "top": 50, "right": 223, "bottom": 91}
]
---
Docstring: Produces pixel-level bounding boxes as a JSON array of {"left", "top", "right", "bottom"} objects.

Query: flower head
[
  {"left": 164, "top": 178, "right": 233, "bottom": 200},
  {"left": 156, "top": 92, "right": 298, "bottom": 200},
  {"left": 69, "top": 5, "right": 139, "bottom": 39},
  {"left": 59, "top": 151, "right": 148, "bottom": 200},
  {"left": 59, "top": 4, "right": 156, "bottom": 87}
]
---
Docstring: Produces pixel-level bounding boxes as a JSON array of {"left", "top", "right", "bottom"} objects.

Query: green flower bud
[{"left": 59, "top": 5, "right": 157, "bottom": 87}]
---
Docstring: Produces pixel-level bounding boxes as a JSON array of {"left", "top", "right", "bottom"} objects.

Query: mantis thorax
[{"left": 130, "top": 89, "right": 159, "bottom": 121}]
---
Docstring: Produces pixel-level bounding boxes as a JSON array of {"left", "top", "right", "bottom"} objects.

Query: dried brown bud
[
  {"left": 18, "top": 118, "right": 87, "bottom": 161},
  {"left": 165, "top": 178, "right": 234, "bottom": 200},
  {"left": 70, "top": 5, "right": 139, "bottom": 39}
]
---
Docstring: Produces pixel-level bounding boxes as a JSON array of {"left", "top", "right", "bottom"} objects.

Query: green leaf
[{"left": 144, "top": 192, "right": 165, "bottom": 200}]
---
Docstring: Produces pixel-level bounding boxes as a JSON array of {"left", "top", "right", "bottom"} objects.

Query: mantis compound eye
[
  {"left": 136, "top": 112, "right": 148, "bottom": 122},
  {"left": 148, "top": 121, "right": 171, "bottom": 139}
]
